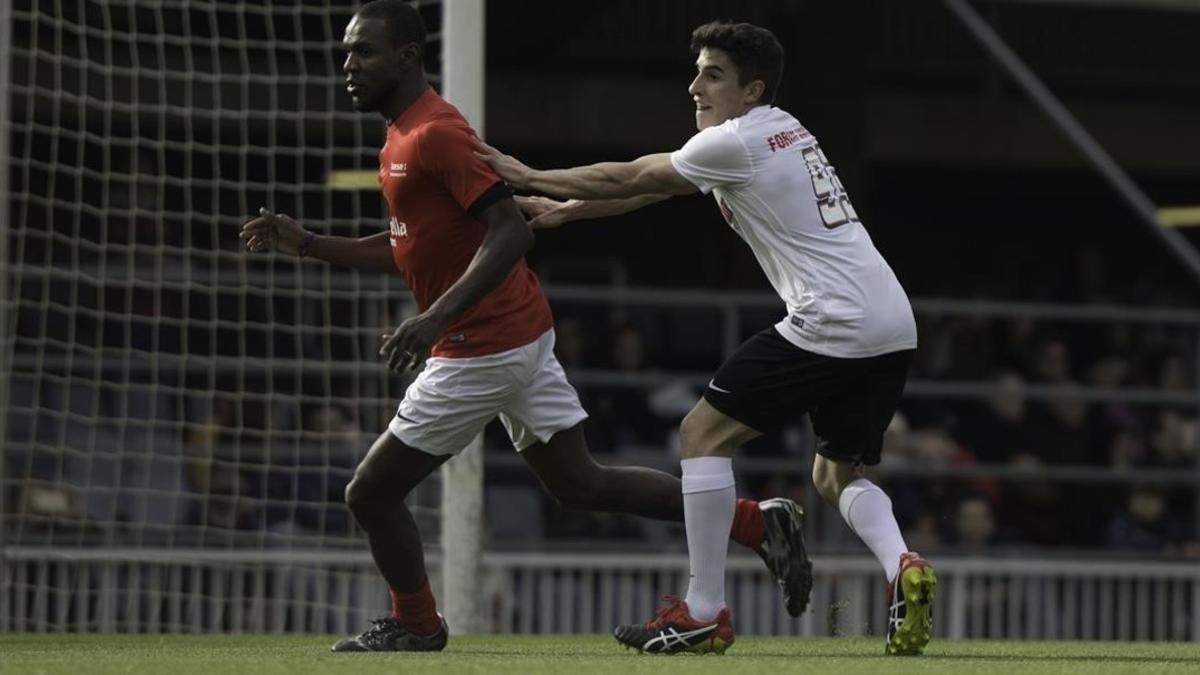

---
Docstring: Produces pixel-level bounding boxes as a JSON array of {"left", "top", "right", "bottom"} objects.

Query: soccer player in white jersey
[{"left": 476, "top": 20, "right": 935, "bottom": 656}]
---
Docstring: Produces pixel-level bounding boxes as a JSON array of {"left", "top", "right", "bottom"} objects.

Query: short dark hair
[
  {"left": 690, "top": 21, "right": 784, "bottom": 105},
  {"left": 357, "top": 0, "right": 427, "bottom": 57}
]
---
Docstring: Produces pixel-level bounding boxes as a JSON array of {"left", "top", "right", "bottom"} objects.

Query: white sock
[
  {"left": 838, "top": 478, "right": 908, "bottom": 583},
  {"left": 680, "top": 456, "right": 736, "bottom": 622}
]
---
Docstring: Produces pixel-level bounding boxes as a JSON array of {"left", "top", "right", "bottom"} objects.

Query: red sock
[
  {"left": 729, "top": 498, "right": 765, "bottom": 548},
  {"left": 389, "top": 578, "right": 441, "bottom": 637}
]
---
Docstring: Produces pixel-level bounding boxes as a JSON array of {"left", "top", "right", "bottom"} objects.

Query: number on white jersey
[{"left": 802, "top": 145, "right": 859, "bottom": 229}]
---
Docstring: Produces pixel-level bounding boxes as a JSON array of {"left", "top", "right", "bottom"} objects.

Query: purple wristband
[{"left": 299, "top": 231, "right": 316, "bottom": 258}]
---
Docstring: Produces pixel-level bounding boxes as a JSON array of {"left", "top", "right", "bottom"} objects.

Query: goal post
[
  {"left": 0, "top": 0, "right": 16, "bottom": 616},
  {"left": 439, "top": 0, "right": 487, "bottom": 636}
]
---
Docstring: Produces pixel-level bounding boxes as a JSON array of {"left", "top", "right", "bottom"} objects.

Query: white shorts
[{"left": 388, "top": 329, "right": 588, "bottom": 455}]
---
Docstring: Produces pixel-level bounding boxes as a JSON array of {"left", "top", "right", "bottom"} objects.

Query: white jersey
[{"left": 670, "top": 105, "right": 917, "bottom": 358}]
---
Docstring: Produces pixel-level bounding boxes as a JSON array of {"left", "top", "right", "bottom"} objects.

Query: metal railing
[{"left": 3, "top": 548, "right": 1197, "bottom": 640}]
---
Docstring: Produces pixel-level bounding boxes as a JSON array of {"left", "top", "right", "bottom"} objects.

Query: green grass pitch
[{"left": 2, "top": 634, "right": 1198, "bottom": 675}]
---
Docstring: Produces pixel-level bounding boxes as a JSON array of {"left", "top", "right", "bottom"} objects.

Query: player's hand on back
[
  {"left": 240, "top": 207, "right": 310, "bottom": 256},
  {"left": 379, "top": 310, "right": 451, "bottom": 372},
  {"left": 472, "top": 138, "right": 532, "bottom": 190},
  {"left": 514, "top": 195, "right": 571, "bottom": 229}
]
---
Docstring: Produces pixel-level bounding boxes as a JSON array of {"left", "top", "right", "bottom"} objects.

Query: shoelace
[
  {"left": 360, "top": 617, "right": 404, "bottom": 646},
  {"left": 645, "top": 595, "right": 688, "bottom": 629}
]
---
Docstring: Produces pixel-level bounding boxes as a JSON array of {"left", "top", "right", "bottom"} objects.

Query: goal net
[{"left": 0, "top": 0, "right": 484, "bottom": 633}]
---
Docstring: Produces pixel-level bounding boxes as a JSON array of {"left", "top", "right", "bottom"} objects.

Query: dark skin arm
[
  {"left": 378, "top": 197, "right": 535, "bottom": 372},
  {"left": 239, "top": 207, "right": 397, "bottom": 274},
  {"left": 306, "top": 232, "right": 396, "bottom": 273}
]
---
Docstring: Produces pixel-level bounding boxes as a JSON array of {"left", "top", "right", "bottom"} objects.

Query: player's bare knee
[
  {"left": 811, "top": 466, "right": 839, "bottom": 505},
  {"left": 810, "top": 459, "right": 842, "bottom": 505},
  {"left": 343, "top": 477, "right": 369, "bottom": 517},
  {"left": 678, "top": 408, "right": 704, "bottom": 452},
  {"left": 344, "top": 476, "right": 392, "bottom": 523},
  {"left": 812, "top": 458, "right": 864, "bottom": 504},
  {"left": 679, "top": 411, "right": 724, "bottom": 458}
]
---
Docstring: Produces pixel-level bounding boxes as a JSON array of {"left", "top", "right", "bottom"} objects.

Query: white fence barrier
[{"left": 2, "top": 549, "right": 1197, "bottom": 641}]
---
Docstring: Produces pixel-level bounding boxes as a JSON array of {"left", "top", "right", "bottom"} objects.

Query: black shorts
[{"left": 702, "top": 327, "right": 913, "bottom": 466}]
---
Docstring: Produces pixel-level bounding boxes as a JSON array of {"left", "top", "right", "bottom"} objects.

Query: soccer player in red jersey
[{"left": 240, "top": 1, "right": 806, "bottom": 652}]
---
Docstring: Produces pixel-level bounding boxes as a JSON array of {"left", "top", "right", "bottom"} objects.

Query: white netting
[{"left": 1, "top": 0, "right": 455, "bottom": 630}]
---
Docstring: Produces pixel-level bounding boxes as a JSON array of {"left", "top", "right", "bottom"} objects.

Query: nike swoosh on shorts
[{"left": 707, "top": 380, "right": 733, "bottom": 394}]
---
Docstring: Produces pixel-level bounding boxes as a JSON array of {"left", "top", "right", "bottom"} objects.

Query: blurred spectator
[
  {"left": 261, "top": 403, "right": 362, "bottom": 536},
  {"left": 647, "top": 380, "right": 702, "bottom": 424},
  {"left": 1156, "top": 352, "right": 1191, "bottom": 391},
  {"left": 193, "top": 460, "right": 257, "bottom": 533},
  {"left": 612, "top": 323, "right": 644, "bottom": 372},
  {"left": 106, "top": 147, "right": 180, "bottom": 248},
  {"left": 1105, "top": 485, "right": 1185, "bottom": 552},
  {"left": 11, "top": 479, "right": 85, "bottom": 528},
  {"left": 883, "top": 425, "right": 985, "bottom": 532},
  {"left": 1108, "top": 429, "right": 1148, "bottom": 468},
  {"left": 952, "top": 497, "right": 997, "bottom": 551},
  {"left": 974, "top": 379, "right": 1104, "bottom": 540},
  {"left": 905, "top": 428, "right": 963, "bottom": 465},
  {"left": 1087, "top": 351, "right": 1140, "bottom": 435},
  {"left": 1026, "top": 384, "right": 1093, "bottom": 465},
  {"left": 903, "top": 512, "right": 944, "bottom": 554},
  {"left": 910, "top": 316, "right": 954, "bottom": 377},
  {"left": 1030, "top": 337, "right": 1072, "bottom": 383},
  {"left": 946, "top": 317, "right": 995, "bottom": 380},
  {"left": 1147, "top": 410, "right": 1198, "bottom": 468},
  {"left": 309, "top": 403, "right": 362, "bottom": 451},
  {"left": 996, "top": 453, "right": 1066, "bottom": 546},
  {"left": 584, "top": 323, "right": 671, "bottom": 451},
  {"left": 184, "top": 396, "right": 259, "bottom": 535},
  {"left": 1088, "top": 352, "right": 1130, "bottom": 388},
  {"left": 554, "top": 317, "right": 589, "bottom": 369},
  {"left": 956, "top": 371, "right": 1035, "bottom": 463},
  {"left": 881, "top": 411, "right": 911, "bottom": 457},
  {"left": 994, "top": 316, "right": 1038, "bottom": 374},
  {"left": 186, "top": 396, "right": 237, "bottom": 451}
]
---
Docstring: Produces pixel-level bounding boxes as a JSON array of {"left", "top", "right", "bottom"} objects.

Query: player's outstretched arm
[
  {"left": 378, "top": 197, "right": 534, "bottom": 372},
  {"left": 474, "top": 140, "right": 695, "bottom": 200},
  {"left": 240, "top": 207, "right": 397, "bottom": 274},
  {"left": 517, "top": 194, "right": 672, "bottom": 229}
]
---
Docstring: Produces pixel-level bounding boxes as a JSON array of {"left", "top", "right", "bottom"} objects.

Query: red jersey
[{"left": 379, "top": 88, "right": 553, "bottom": 358}]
